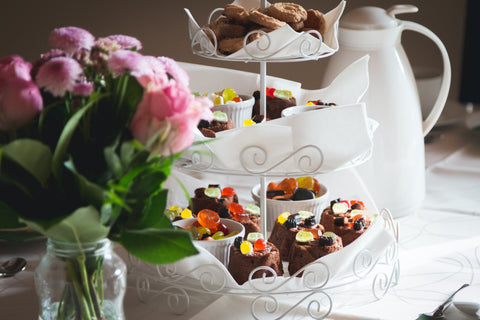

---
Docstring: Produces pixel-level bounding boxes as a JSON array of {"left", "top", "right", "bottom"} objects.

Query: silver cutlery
[{"left": 0, "top": 257, "right": 27, "bottom": 278}]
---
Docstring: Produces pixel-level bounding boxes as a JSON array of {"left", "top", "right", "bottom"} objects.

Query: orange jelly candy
[
  {"left": 221, "top": 187, "right": 235, "bottom": 197},
  {"left": 229, "top": 202, "right": 249, "bottom": 222},
  {"left": 267, "top": 182, "right": 278, "bottom": 191},
  {"left": 278, "top": 178, "right": 297, "bottom": 197},
  {"left": 197, "top": 209, "right": 220, "bottom": 231}
]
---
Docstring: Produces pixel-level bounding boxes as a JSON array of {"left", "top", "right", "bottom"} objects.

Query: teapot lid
[{"left": 340, "top": 5, "right": 418, "bottom": 30}]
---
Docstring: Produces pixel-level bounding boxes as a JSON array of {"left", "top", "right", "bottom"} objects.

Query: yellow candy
[
  {"left": 222, "top": 88, "right": 238, "bottom": 102},
  {"left": 225, "top": 230, "right": 240, "bottom": 238},
  {"left": 243, "top": 119, "right": 255, "bottom": 126},
  {"left": 213, "top": 96, "right": 223, "bottom": 105},
  {"left": 169, "top": 206, "right": 183, "bottom": 214},
  {"left": 180, "top": 208, "right": 193, "bottom": 219},
  {"left": 212, "top": 231, "right": 225, "bottom": 240},
  {"left": 240, "top": 240, "right": 253, "bottom": 255},
  {"left": 306, "top": 102, "right": 315, "bottom": 106},
  {"left": 197, "top": 226, "right": 211, "bottom": 237},
  {"left": 296, "top": 176, "right": 315, "bottom": 190},
  {"left": 277, "top": 212, "right": 290, "bottom": 224}
]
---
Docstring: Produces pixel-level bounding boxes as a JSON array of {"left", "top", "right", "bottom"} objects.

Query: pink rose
[
  {"left": 130, "top": 85, "right": 212, "bottom": 155},
  {"left": 48, "top": 26, "right": 95, "bottom": 55},
  {"left": 0, "top": 78, "right": 43, "bottom": 131},
  {"left": 156, "top": 56, "right": 189, "bottom": 87},
  {"left": 36, "top": 57, "right": 83, "bottom": 97}
]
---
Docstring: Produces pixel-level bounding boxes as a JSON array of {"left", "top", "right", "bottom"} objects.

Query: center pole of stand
[{"left": 259, "top": 61, "right": 267, "bottom": 237}]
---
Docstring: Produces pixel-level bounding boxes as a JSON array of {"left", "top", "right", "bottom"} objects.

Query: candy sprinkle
[
  {"left": 204, "top": 187, "right": 221, "bottom": 198},
  {"left": 277, "top": 212, "right": 290, "bottom": 224},
  {"left": 180, "top": 208, "right": 193, "bottom": 219},
  {"left": 246, "top": 204, "right": 260, "bottom": 216},
  {"left": 240, "top": 241, "right": 253, "bottom": 255}
]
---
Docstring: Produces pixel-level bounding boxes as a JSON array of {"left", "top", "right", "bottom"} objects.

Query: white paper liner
[
  {"left": 185, "top": 0, "right": 345, "bottom": 61},
  {"left": 179, "top": 56, "right": 375, "bottom": 174},
  {"left": 153, "top": 210, "right": 395, "bottom": 292}
]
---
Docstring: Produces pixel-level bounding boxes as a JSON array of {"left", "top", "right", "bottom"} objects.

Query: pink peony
[
  {"left": 0, "top": 78, "right": 43, "bottom": 131},
  {"left": 49, "top": 26, "right": 95, "bottom": 55},
  {"left": 106, "top": 35, "right": 142, "bottom": 51},
  {"left": 107, "top": 50, "right": 150, "bottom": 78},
  {"left": 130, "top": 86, "right": 212, "bottom": 155},
  {"left": 73, "top": 81, "right": 94, "bottom": 96},
  {"left": 36, "top": 57, "right": 83, "bottom": 97},
  {"left": 0, "top": 55, "right": 33, "bottom": 84},
  {"left": 157, "top": 56, "right": 189, "bottom": 87}
]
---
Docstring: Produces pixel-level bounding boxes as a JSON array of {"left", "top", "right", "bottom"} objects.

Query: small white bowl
[
  {"left": 281, "top": 105, "right": 330, "bottom": 117},
  {"left": 173, "top": 218, "right": 244, "bottom": 266},
  {"left": 251, "top": 182, "right": 329, "bottom": 231},
  {"left": 212, "top": 94, "right": 254, "bottom": 128}
]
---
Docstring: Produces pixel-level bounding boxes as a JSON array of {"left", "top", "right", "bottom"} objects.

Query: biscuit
[
  {"left": 219, "top": 37, "right": 245, "bottom": 54},
  {"left": 303, "top": 9, "right": 327, "bottom": 37},
  {"left": 265, "top": 2, "right": 308, "bottom": 23},
  {"left": 249, "top": 8, "right": 286, "bottom": 30},
  {"left": 288, "top": 20, "right": 304, "bottom": 31},
  {"left": 223, "top": 4, "right": 251, "bottom": 25},
  {"left": 219, "top": 22, "right": 247, "bottom": 39}
]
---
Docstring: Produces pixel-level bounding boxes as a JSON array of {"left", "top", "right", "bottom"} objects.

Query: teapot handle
[{"left": 402, "top": 21, "right": 451, "bottom": 136}]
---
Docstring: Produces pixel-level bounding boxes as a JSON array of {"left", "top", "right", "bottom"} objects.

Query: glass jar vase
[{"left": 35, "top": 238, "right": 126, "bottom": 320}]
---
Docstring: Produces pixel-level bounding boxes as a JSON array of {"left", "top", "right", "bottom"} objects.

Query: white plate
[{"left": 453, "top": 283, "right": 480, "bottom": 318}]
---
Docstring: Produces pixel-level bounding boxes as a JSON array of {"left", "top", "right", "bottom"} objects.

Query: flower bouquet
[{"left": 0, "top": 26, "right": 213, "bottom": 319}]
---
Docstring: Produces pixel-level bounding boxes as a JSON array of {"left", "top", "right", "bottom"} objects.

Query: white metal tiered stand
[{"left": 131, "top": 2, "right": 400, "bottom": 319}]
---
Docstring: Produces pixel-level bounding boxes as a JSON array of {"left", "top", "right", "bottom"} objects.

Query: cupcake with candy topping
[
  {"left": 227, "top": 232, "right": 283, "bottom": 285},
  {"left": 228, "top": 202, "right": 261, "bottom": 235},
  {"left": 320, "top": 199, "right": 371, "bottom": 246},
  {"left": 268, "top": 210, "right": 325, "bottom": 260},
  {"left": 251, "top": 87, "right": 297, "bottom": 120},
  {"left": 288, "top": 231, "right": 343, "bottom": 276},
  {"left": 190, "top": 184, "right": 238, "bottom": 216}
]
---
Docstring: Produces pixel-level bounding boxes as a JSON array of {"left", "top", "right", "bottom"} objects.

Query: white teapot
[{"left": 322, "top": 5, "right": 451, "bottom": 218}]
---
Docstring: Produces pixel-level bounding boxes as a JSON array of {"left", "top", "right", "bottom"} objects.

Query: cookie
[
  {"left": 218, "top": 37, "right": 245, "bottom": 54},
  {"left": 223, "top": 4, "right": 251, "bottom": 25},
  {"left": 247, "top": 26, "right": 273, "bottom": 43},
  {"left": 249, "top": 8, "right": 286, "bottom": 30},
  {"left": 303, "top": 9, "right": 327, "bottom": 37},
  {"left": 219, "top": 22, "right": 247, "bottom": 39},
  {"left": 265, "top": 2, "right": 308, "bottom": 23},
  {"left": 288, "top": 20, "right": 304, "bottom": 31}
]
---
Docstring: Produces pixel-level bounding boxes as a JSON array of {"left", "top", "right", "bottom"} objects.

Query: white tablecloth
[{"left": 1, "top": 120, "right": 479, "bottom": 319}]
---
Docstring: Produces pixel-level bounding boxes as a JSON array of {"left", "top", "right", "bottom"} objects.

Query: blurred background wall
[{"left": 0, "top": 0, "right": 467, "bottom": 103}]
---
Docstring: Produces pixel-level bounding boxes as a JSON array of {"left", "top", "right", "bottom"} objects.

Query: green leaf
[
  {"left": 0, "top": 201, "right": 24, "bottom": 229},
  {"left": 2, "top": 139, "right": 52, "bottom": 187},
  {"left": 137, "top": 190, "right": 170, "bottom": 229},
  {"left": 118, "top": 228, "right": 198, "bottom": 264},
  {"left": 20, "top": 206, "right": 110, "bottom": 243},
  {"left": 0, "top": 228, "right": 43, "bottom": 242},
  {"left": 52, "top": 94, "right": 106, "bottom": 180},
  {"left": 104, "top": 145, "right": 123, "bottom": 179}
]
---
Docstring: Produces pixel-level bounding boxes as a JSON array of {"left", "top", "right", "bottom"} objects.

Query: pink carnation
[
  {"left": 136, "top": 56, "right": 169, "bottom": 88},
  {"left": 49, "top": 26, "right": 95, "bottom": 55},
  {"left": 36, "top": 57, "right": 83, "bottom": 97},
  {"left": 73, "top": 82, "right": 94, "bottom": 96},
  {"left": 157, "top": 56, "right": 189, "bottom": 87},
  {"left": 0, "top": 78, "right": 43, "bottom": 131},
  {"left": 107, "top": 50, "right": 150, "bottom": 78},
  {"left": 0, "top": 55, "right": 33, "bottom": 84},
  {"left": 106, "top": 35, "right": 142, "bottom": 51}
]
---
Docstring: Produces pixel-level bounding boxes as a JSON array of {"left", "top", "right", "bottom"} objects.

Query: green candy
[
  {"left": 296, "top": 230, "right": 314, "bottom": 243},
  {"left": 246, "top": 204, "right": 260, "bottom": 216},
  {"left": 213, "top": 110, "right": 228, "bottom": 122},
  {"left": 298, "top": 210, "right": 313, "bottom": 220},
  {"left": 323, "top": 232, "right": 337, "bottom": 243},
  {"left": 247, "top": 232, "right": 263, "bottom": 243},
  {"left": 204, "top": 187, "right": 221, "bottom": 198}
]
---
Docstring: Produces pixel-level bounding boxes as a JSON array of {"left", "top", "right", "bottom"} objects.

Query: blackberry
[
  {"left": 319, "top": 236, "right": 334, "bottom": 246},
  {"left": 197, "top": 119, "right": 210, "bottom": 129},
  {"left": 284, "top": 217, "right": 297, "bottom": 229},
  {"left": 353, "top": 218, "right": 366, "bottom": 231},
  {"left": 303, "top": 216, "right": 316, "bottom": 227},
  {"left": 351, "top": 202, "right": 364, "bottom": 210},
  {"left": 266, "top": 190, "right": 286, "bottom": 198},
  {"left": 218, "top": 206, "right": 231, "bottom": 218},
  {"left": 233, "top": 236, "right": 243, "bottom": 250}
]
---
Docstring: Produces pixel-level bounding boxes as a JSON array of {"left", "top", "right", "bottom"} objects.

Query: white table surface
[{"left": 1, "top": 107, "right": 479, "bottom": 320}]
